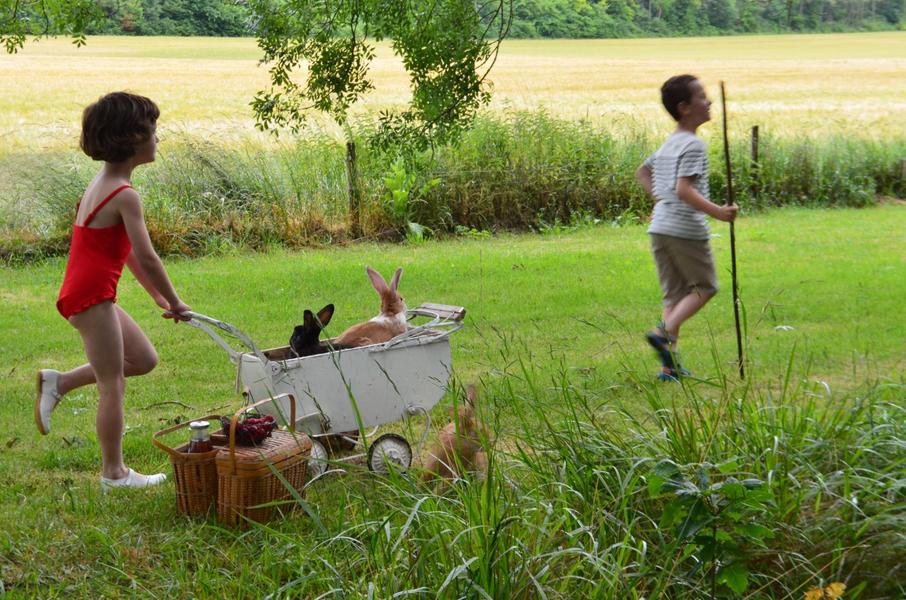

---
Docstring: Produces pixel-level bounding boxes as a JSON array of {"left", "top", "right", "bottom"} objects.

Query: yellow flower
[
  {"left": 804, "top": 588, "right": 824, "bottom": 600},
  {"left": 804, "top": 582, "right": 846, "bottom": 600}
]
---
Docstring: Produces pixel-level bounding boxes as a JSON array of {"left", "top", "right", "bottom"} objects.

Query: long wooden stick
[{"left": 720, "top": 81, "right": 745, "bottom": 380}]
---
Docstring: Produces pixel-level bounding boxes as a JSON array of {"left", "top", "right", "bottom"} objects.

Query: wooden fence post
[
  {"left": 750, "top": 125, "right": 760, "bottom": 201},
  {"left": 345, "top": 140, "right": 361, "bottom": 238}
]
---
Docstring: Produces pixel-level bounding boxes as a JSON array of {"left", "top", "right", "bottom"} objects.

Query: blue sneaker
[
  {"left": 672, "top": 356, "right": 692, "bottom": 377},
  {"left": 657, "top": 369, "right": 679, "bottom": 382},
  {"left": 645, "top": 328, "right": 677, "bottom": 370},
  {"left": 656, "top": 361, "right": 692, "bottom": 382}
]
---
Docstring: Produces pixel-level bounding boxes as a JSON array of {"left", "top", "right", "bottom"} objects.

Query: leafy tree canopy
[{"left": 250, "top": 0, "right": 513, "bottom": 152}]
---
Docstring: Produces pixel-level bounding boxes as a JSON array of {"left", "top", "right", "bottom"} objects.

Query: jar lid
[{"left": 189, "top": 420, "right": 210, "bottom": 429}]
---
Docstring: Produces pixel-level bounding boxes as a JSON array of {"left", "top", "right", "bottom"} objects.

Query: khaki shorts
[{"left": 650, "top": 233, "right": 719, "bottom": 306}]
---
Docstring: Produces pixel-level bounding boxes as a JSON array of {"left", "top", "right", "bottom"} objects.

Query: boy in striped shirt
[{"left": 635, "top": 74, "right": 738, "bottom": 381}]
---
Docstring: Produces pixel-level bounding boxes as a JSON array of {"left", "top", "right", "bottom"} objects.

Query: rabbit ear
[
  {"left": 465, "top": 384, "right": 478, "bottom": 407},
  {"left": 457, "top": 405, "right": 474, "bottom": 430},
  {"left": 366, "top": 266, "right": 389, "bottom": 294},
  {"left": 389, "top": 268, "right": 402, "bottom": 291},
  {"left": 303, "top": 309, "right": 315, "bottom": 329},
  {"left": 316, "top": 304, "right": 334, "bottom": 328}
]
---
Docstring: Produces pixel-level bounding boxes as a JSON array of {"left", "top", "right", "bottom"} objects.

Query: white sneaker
[
  {"left": 35, "top": 369, "right": 62, "bottom": 435},
  {"left": 100, "top": 469, "right": 167, "bottom": 492}
]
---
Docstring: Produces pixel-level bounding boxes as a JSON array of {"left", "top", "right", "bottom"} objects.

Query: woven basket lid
[{"left": 216, "top": 430, "right": 312, "bottom": 476}]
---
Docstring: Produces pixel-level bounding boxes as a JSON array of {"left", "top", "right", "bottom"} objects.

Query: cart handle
[
  {"left": 152, "top": 414, "right": 222, "bottom": 459},
  {"left": 186, "top": 306, "right": 462, "bottom": 358},
  {"left": 226, "top": 393, "right": 298, "bottom": 474},
  {"left": 410, "top": 303, "right": 466, "bottom": 322},
  {"left": 376, "top": 306, "right": 465, "bottom": 351},
  {"left": 184, "top": 311, "right": 269, "bottom": 366}
]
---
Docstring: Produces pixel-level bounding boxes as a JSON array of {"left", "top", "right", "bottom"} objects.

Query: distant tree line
[
  {"left": 507, "top": 0, "right": 904, "bottom": 37},
  {"left": 33, "top": 0, "right": 906, "bottom": 37},
  {"left": 84, "top": 0, "right": 248, "bottom": 36}
]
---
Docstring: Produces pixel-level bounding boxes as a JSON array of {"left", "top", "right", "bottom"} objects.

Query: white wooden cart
[{"left": 185, "top": 304, "right": 465, "bottom": 477}]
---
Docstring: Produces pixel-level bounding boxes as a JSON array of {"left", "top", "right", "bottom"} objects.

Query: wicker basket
[
  {"left": 152, "top": 415, "right": 225, "bottom": 517},
  {"left": 216, "top": 395, "right": 312, "bottom": 527}
]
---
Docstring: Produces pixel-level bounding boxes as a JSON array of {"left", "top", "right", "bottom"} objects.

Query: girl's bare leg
[
  {"left": 67, "top": 303, "right": 165, "bottom": 487},
  {"left": 68, "top": 302, "right": 130, "bottom": 479},
  {"left": 56, "top": 305, "right": 158, "bottom": 396}
]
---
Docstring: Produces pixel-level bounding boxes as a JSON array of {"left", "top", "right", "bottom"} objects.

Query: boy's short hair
[
  {"left": 660, "top": 75, "right": 698, "bottom": 121},
  {"left": 80, "top": 92, "right": 159, "bottom": 163}
]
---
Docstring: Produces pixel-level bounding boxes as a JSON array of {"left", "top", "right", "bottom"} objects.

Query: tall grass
[
  {"left": 217, "top": 346, "right": 905, "bottom": 599},
  {"left": 2, "top": 110, "right": 904, "bottom": 262},
  {"left": 2, "top": 335, "right": 902, "bottom": 597}
]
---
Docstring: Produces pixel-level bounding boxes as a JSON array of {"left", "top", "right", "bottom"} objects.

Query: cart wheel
[
  {"left": 367, "top": 433, "right": 412, "bottom": 474},
  {"left": 308, "top": 439, "right": 329, "bottom": 480}
]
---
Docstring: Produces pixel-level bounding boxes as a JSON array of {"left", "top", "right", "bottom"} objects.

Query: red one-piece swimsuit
[{"left": 56, "top": 185, "right": 133, "bottom": 319}]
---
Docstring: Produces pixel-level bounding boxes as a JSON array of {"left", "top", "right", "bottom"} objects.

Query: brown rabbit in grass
[
  {"left": 335, "top": 266, "right": 408, "bottom": 347},
  {"left": 422, "top": 385, "right": 488, "bottom": 484}
]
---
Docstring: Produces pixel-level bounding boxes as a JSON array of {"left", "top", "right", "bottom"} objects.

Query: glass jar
[{"left": 187, "top": 420, "right": 213, "bottom": 453}]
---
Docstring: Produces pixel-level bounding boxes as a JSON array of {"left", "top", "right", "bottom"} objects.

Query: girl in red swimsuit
[{"left": 35, "top": 92, "right": 192, "bottom": 490}]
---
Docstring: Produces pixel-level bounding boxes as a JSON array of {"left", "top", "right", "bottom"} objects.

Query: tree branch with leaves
[
  {"left": 249, "top": 0, "right": 512, "bottom": 235},
  {"left": 250, "top": 0, "right": 512, "bottom": 150},
  {"left": 1, "top": 0, "right": 102, "bottom": 53}
]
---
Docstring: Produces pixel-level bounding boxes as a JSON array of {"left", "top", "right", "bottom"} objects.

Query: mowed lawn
[
  {"left": 1, "top": 32, "right": 904, "bottom": 154},
  {"left": 0, "top": 206, "right": 904, "bottom": 595},
  {"left": 1, "top": 206, "right": 903, "bottom": 468}
]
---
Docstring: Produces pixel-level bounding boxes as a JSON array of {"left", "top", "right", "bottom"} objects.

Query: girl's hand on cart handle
[{"left": 162, "top": 299, "right": 192, "bottom": 323}]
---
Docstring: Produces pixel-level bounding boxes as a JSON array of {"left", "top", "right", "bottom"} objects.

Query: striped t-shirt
[{"left": 644, "top": 131, "right": 711, "bottom": 241}]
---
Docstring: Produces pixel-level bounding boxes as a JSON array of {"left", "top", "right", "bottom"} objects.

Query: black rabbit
[
  {"left": 289, "top": 304, "right": 348, "bottom": 357},
  {"left": 288, "top": 304, "right": 360, "bottom": 452}
]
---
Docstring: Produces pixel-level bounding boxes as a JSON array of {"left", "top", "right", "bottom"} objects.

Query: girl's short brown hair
[{"left": 80, "top": 92, "right": 159, "bottom": 163}]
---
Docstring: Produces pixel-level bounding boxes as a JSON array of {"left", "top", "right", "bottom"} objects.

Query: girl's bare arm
[
  {"left": 125, "top": 251, "right": 168, "bottom": 309},
  {"left": 118, "top": 190, "right": 191, "bottom": 317}
]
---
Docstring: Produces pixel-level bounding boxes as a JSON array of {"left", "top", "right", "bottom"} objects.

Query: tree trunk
[{"left": 345, "top": 140, "right": 361, "bottom": 238}]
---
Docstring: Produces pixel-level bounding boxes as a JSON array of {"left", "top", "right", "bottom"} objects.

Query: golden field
[{"left": 1, "top": 32, "right": 904, "bottom": 154}]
